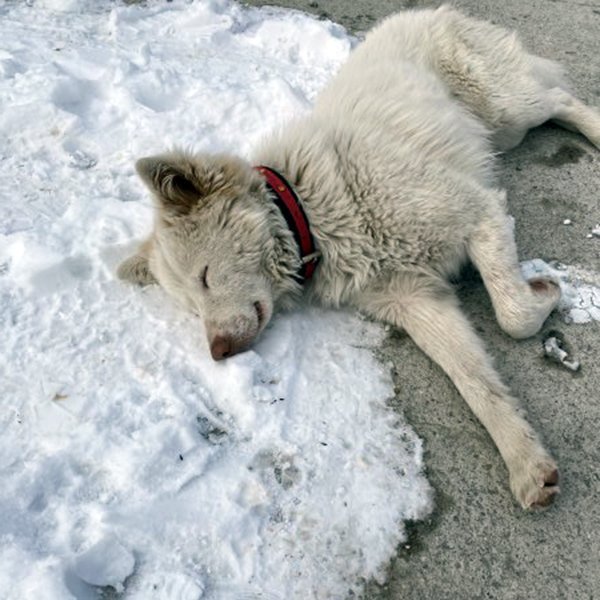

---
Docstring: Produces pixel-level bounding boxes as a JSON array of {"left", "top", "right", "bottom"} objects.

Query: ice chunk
[{"left": 73, "top": 536, "right": 135, "bottom": 590}]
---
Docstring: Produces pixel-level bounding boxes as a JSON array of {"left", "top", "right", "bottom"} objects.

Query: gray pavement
[{"left": 242, "top": 1, "right": 600, "bottom": 598}]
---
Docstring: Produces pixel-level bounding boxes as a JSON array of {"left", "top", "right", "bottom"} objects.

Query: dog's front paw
[{"left": 509, "top": 454, "right": 559, "bottom": 510}]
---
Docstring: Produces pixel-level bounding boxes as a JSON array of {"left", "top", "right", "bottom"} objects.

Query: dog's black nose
[{"left": 210, "top": 335, "right": 232, "bottom": 361}]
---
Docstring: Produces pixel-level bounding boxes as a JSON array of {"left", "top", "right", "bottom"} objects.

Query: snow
[{"left": 0, "top": 1, "right": 432, "bottom": 599}]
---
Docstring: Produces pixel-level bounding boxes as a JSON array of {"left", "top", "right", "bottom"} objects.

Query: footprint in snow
[
  {"left": 51, "top": 76, "right": 102, "bottom": 120},
  {"left": 128, "top": 71, "right": 182, "bottom": 113},
  {"left": 0, "top": 55, "right": 25, "bottom": 79},
  {"left": 250, "top": 449, "right": 302, "bottom": 490},
  {"left": 28, "top": 255, "right": 94, "bottom": 295}
]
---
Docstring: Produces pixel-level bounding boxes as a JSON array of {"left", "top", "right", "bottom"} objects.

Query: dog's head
[{"left": 118, "top": 151, "right": 301, "bottom": 359}]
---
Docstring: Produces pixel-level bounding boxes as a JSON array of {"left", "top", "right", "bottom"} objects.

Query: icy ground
[
  {"left": 0, "top": 1, "right": 433, "bottom": 599},
  {"left": 521, "top": 260, "right": 600, "bottom": 324},
  {"left": 0, "top": 1, "right": 599, "bottom": 599}
]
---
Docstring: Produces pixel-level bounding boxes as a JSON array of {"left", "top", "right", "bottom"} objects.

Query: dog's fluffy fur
[{"left": 119, "top": 7, "right": 600, "bottom": 509}]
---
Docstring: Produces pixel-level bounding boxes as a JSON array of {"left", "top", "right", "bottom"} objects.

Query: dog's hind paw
[{"left": 510, "top": 455, "right": 560, "bottom": 510}]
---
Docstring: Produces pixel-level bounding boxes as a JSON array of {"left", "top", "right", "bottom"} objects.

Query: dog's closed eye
[{"left": 201, "top": 266, "right": 209, "bottom": 289}]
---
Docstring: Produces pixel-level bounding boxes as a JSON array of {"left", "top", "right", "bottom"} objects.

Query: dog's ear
[
  {"left": 136, "top": 156, "right": 202, "bottom": 216},
  {"left": 136, "top": 152, "right": 256, "bottom": 217},
  {"left": 117, "top": 253, "right": 156, "bottom": 286}
]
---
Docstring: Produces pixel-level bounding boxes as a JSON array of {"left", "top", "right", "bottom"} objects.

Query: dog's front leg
[{"left": 358, "top": 273, "right": 559, "bottom": 509}]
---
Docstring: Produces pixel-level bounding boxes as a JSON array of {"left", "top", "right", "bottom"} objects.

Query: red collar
[{"left": 254, "top": 165, "right": 319, "bottom": 282}]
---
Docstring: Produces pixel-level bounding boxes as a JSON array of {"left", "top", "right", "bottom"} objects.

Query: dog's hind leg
[
  {"left": 467, "top": 207, "right": 561, "bottom": 339},
  {"left": 488, "top": 84, "right": 600, "bottom": 152},
  {"left": 527, "top": 56, "right": 600, "bottom": 148},
  {"left": 430, "top": 9, "right": 600, "bottom": 150},
  {"left": 358, "top": 273, "right": 559, "bottom": 509},
  {"left": 545, "top": 88, "right": 600, "bottom": 149}
]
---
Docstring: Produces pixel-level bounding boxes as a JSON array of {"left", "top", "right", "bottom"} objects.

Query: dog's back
[
  {"left": 315, "top": 6, "right": 581, "bottom": 152},
  {"left": 313, "top": 7, "right": 495, "bottom": 187}
]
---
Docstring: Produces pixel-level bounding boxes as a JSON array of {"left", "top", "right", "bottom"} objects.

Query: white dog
[{"left": 118, "top": 6, "right": 600, "bottom": 509}]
